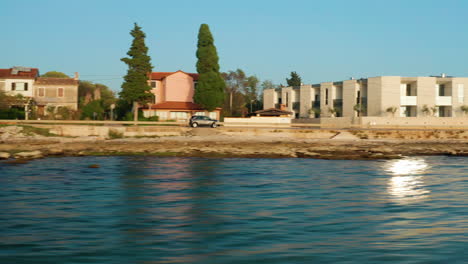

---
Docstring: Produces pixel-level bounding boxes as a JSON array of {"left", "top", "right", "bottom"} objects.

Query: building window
[
  {"left": 58, "top": 88, "right": 64, "bottom": 97},
  {"left": 285, "top": 93, "right": 289, "bottom": 107},
  {"left": 194, "top": 111, "right": 205, "bottom": 116},
  {"left": 209, "top": 112, "right": 217, "bottom": 119},
  {"left": 325, "top": 89, "right": 329, "bottom": 105},
  {"left": 156, "top": 111, "right": 168, "bottom": 120},
  {"left": 170, "top": 111, "right": 188, "bottom": 120},
  {"left": 38, "top": 88, "right": 45, "bottom": 97},
  {"left": 12, "top": 82, "right": 28, "bottom": 91},
  {"left": 151, "top": 81, "right": 157, "bottom": 88}
]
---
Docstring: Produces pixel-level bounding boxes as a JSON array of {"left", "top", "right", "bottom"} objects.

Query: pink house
[{"left": 142, "top": 70, "right": 221, "bottom": 121}]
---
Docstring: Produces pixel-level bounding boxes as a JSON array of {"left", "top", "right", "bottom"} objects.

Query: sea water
[{"left": 0, "top": 156, "right": 466, "bottom": 263}]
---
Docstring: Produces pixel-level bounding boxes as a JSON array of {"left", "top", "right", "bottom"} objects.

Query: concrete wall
[
  {"left": 320, "top": 117, "right": 353, "bottom": 126},
  {"left": 416, "top": 77, "right": 436, "bottom": 116},
  {"left": 48, "top": 125, "right": 189, "bottom": 137},
  {"left": 224, "top": 116, "right": 291, "bottom": 126},
  {"left": 263, "top": 89, "right": 278, "bottom": 109},
  {"left": 299, "top": 85, "right": 312, "bottom": 117},
  {"left": 343, "top": 80, "right": 357, "bottom": 117},
  {"left": 452, "top": 78, "right": 468, "bottom": 117},
  {"left": 359, "top": 116, "right": 468, "bottom": 127}
]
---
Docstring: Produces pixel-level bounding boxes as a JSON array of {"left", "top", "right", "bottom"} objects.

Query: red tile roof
[
  {"left": 0, "top": 68, "right": 39, "bottom": 79},
  {"left": 35, "top": 77, "right": 78, "bottom": 85},
  {"left": 146, "top": 101, "right": 205, "bottom": 110},
  {"left": 150, "top": 70, "right": 199, "bottom": 81}
]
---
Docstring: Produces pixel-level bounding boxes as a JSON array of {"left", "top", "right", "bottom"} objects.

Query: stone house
[{"left": 0, "top": 66, "right": 79, "bottom": 117}]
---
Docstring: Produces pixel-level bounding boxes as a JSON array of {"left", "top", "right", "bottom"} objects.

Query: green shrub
[
  {"left": 81, "top": 100, "right": 104, "bottom": 120},
  {"left": 108, "top": 129, "right": 124, "bottom": 139}
]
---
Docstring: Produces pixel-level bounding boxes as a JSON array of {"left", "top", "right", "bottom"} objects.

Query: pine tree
[
  {"left": 194, "top": 24, "right": 225, "bottom": 111},
  {"left": 286, "top": 71, "right": 302, "bottom": 87},
  {"left": 120, "top": 23, "right": 153, "bottom": 120}
]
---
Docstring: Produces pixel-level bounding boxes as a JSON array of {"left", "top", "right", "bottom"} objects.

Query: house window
[
  {"left": 194, "top": 111, "right": 205, "bottom": 116},
  {"left": 12, "top": 82, "right": 28, "bottom": 91},
  {"left": 38, "top": 88, "right": 45, "bottom": 97},
  {"left": 151, "top": 81, "right": 157, "bottom": 88},
  {"left": 170, "top": 111, "right": 188, "bottom": 120},
  {"left": 58, "top": 88, "right": 64, "bottom": 97},
  {"left": 156, "top": 111, "right": 168, "bottom": 120},
  {"left": 209, "top": 112, "right": 217, "bottom": 119}
]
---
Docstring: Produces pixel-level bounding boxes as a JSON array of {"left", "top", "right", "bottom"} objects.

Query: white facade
[{"left": 264, "top": 75, "right": 468, "bottom": 119}]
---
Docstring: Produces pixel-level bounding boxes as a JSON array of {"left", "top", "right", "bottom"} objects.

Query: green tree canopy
[
  {"left": 119, "top": 23, "right": 153, "bottom": 109},
  {"left": 41, "top": 71, "right": 70, "bottom": 78},
  {"left": 81, "top": 100, "right": 105, "bottom": 120},
  {"left": 78, "top": 81, "right": 116, "bottom": 110},
  {"left": 286, "top": 71, "right": 302, "bottom": 87},
  {"left": 194, "top": 24, "right": 225, "bottom": 111}
]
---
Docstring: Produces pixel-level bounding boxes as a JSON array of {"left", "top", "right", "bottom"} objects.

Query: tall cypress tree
[
  {"left": 194, "top": 24, "right": 225, "bottom": 111},
  {"left": 120, "top": 23, "right": 153, "bottom": 119}
]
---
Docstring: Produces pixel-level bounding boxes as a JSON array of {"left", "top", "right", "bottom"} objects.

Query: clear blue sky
[{"left": 3, "top": 0, "right": 468, "bottom": 92}]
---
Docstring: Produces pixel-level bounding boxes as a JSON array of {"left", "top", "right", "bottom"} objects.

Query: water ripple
[{"left": 0, "top": 156, "right": 466, "bottom": 263}]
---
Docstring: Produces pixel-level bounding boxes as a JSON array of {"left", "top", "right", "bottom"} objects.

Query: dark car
[{"left": 189, "top": 115, "right": 219, "bottom": 128}]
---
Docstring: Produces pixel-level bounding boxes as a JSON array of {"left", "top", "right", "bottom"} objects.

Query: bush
[
  {"left": 81, "top": 100, "right": 104, "bottom": 120},
  {"left": 0, "top": 107, "right": 25, "bottom": 119},
  {"left": 108, "top": 129, "right": 124, "bottom": 139},
  {"left": 139, "top": 116, "right": 159, "bottom": 121}
]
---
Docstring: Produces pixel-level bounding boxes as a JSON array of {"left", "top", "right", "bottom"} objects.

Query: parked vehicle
[{"left": 189, "top": 115, "right": 219, "bottom": 128}]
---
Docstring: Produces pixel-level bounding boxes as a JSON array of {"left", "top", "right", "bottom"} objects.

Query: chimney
[{"left": 74, "top": 72, "right": 79, "bottom": 80}]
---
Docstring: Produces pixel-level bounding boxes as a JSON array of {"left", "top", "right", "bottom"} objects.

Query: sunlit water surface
[{"left": 0, "top": 156, "right": 466, "bottom": 263}]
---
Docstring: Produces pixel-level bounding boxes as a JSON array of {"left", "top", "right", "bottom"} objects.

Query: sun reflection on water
[{"left": 385, "top": 158, "right": 431, "bottom": 204}]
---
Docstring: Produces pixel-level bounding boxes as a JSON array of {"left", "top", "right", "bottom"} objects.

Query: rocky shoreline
[{"left": 1, "top": 136, "right": 468, "bottom": 162}]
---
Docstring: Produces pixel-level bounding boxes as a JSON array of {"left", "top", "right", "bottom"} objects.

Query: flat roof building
[{"left": 264, "top": 75, "right": 468, "bottom": 119}]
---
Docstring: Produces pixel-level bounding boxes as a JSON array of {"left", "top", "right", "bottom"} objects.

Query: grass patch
[
  {"left": 20, "top": 125, "right": 56, "bottom": 137},
  {"left": 108, "top": 129, "right": 124, "bottom": 139}
]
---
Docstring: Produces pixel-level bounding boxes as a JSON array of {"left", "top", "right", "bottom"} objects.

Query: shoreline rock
[{"left": 0, "top": 137, "right": 467, "bottom": 162}]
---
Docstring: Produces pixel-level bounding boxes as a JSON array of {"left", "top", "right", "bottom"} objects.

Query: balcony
[
  {"left": 436, "top": 96, "right": 452, "bottom": 106},
  {"left": 400, "top": 96, "right": 417, "bottom": 106}
]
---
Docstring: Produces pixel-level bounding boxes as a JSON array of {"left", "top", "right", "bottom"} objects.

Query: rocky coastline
[
  {"left": 1, "top": 125, "right": 467, "bottom": 163},
  {"left": 1, "top": 136, "right": 468, "bottom": 163}
]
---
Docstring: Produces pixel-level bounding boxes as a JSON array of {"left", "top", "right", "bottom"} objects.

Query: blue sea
[{"left": 0, "top": 156, "right": 466, "bottom": 263}]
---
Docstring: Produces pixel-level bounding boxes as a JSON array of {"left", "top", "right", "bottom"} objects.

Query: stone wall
[{"left": 358, "top": 116, "right": 468, "bottom": 127}]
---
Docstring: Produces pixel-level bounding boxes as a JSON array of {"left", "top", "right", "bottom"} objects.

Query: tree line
[{"left": 1, "top": 22, "right": 303, "bottom": 120}]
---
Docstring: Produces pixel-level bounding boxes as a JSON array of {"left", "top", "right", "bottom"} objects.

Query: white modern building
[{"left": 264, "top": 75, "right": 468, "bottom": 119}]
